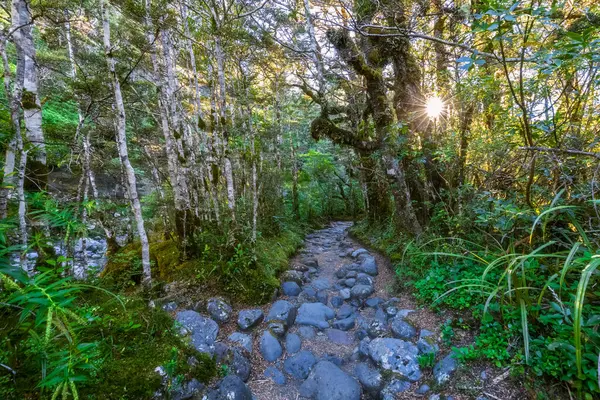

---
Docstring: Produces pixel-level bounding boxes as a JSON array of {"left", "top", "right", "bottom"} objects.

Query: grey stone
[
  {"left": 282, "top": 281, "right": 302, "bottom": 296},
  {"left": 350, "top": 284, "right": 374, "bottom": 300},
  {"left": 284, "top": 350, "right": 317, "bottom": 380},
  {"left": 416, "top": 384, "right": 430, "bottom": 395},
  {"left": 340, "top": 288, "right": 351, "bottom": 299},
  {"left": 237, "top": 309, "right": 264, "bottom": 331},
  {"left": 296, "top": 302, "right": 335, "bottom": 329},
  {"left": 207, "top": 297, "right": 232, "bottom": 323},
  {"left": 429, "top": 395, "right": 441, "bottom": 400},
  {"left": 433, "top": 353, "right": 458, "bottom": 385},
  {"left": 298, "top": 326, "right": 316, "bottom": 339},
  {"left": 344, "top": 278, "right": 356, "bottom": 287},
  {"left": 331, "top": 296, "right": 344, "bottom": 307},
  {"left": 390, "top": 316, "right": 417, "bottom": 340},
  {"left": 354, "top": 362, "right": 383, "bottom": 393},
  {"left": 367, "top": 319, "right": 388, "bottom": 338},
  {"left": 335, "top": 266, "right": 348, "bottom": 279},
  {"left": 351, "top": 248, "right": 369, "bottom": 258},
  {"left": 312, "top": 278, "right": 331, "bottom": 291},
  {"left": 302, "top": 257, "right": 319, "bottom": 268},
  {"left": 358, "top": 255, "right": 378, "bottom": 276},
  {"left": 381, "top": 379, "right": 410, "bottom": 400},
  {"left": 266, "top": 300, "right": 297, "bottom": 328},
  {"left": 336, "top": 304, "right": 355, "bottom": 319},
  {"left": 365, "top": 297, "right": 383, "bottom": 308},
  {"left": 162, "top": 301, "right": 177, "bottom": 312},
  {"left": 417, "top": 329, "right": 439, "bottom": 355},
  {"left": 214, "top": 344, "right": 251, "bottom": 382},
  {"left": 357, "top": 338, "right": 371, "bottom": 360},
  {"left": 268, "top": 320, "right": 287, "bottom": 337},
  {"left": 175, "top": 310, "right": 219, "bottom": 355},
  {"left": 385, "top": 306, "right": 398, "bottom": 317},
  {"left": 204, "top": 375, "right": 252, "bottom": 400},
  {"left": 171, "top": 378, "right": 204, "bottom": 400},
  {"left": 264, "top": 366, "right": 286, "bottom": 385},
  {"left": 355, "top": 329, "right": 368, "bottom": 340},
  {"left": 368, "top": 338, "right": 421, "bottom": 381},
  {"left": 259, "top": 330, "right": 282, "bottom": 362},
  {"left": 228, "top": 332, "right": 252, "bottom": 353},
  {"left": 326, "top": 328, "right": 354, "bottom": 345},
  {"left": 355, "top": 273, "right": 374, "bottom": 286},
  {"left": 299, "top": 361, "right": 362, "bottom": 400},
  {"left": 316, "top": 290, "right": 328, "bottom": 305},
  {"left": 285, "top": 333, "right": 302, "bottom": 354},
  {"left": 322, "top": 353, "right": 343, "bottom": 366},
  {"left": 345, "top": 270, "right": 357, "bottom": 278},
  {"left": 333, "top": 316, "right": 355, "bottom": 331},
  {"left": 281, "top": 270, "right": 305, "bottom": 285}
]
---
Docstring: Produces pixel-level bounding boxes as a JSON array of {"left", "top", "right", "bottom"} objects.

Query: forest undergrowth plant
[{"left": 409, "top": 203, "right": 600, "bottom": 396}]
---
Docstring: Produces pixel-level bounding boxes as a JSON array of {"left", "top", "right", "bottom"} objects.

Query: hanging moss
[{"left": 21, "top": 89, "right": 39, "bottom": 110}]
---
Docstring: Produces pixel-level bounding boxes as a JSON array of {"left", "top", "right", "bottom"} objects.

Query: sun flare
[{"left": 425, "top": 96, "right": 444, "bottom": 119}]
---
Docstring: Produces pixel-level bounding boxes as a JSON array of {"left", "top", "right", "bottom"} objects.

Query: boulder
[
  {"left": 312, "top": 278, "right": 331, "bottom": 291},
  {"left": 368, "top": 338, "right": 421, "bottom": 381},
  {"left": 170, "top": 378, "right": 204, "bottom": 400},
  {"left": 175, "top": 310, "right": 219, "bottom": 355},
  {"left": 214, "top": 344, "right": 251, "bottom": 382},
  {"left": 283, "top": 350, "right": 317, "bottom": 380},
  {"left": 358, "top": 255, "right": 378, "bottom": 276},
  {"left": 259, "top": 330, "right": 283, "bottom": 362},
  {"left": 237, "top": 309, "right": 264, "bottom": 331},
  {"left": 299, "top": 360, "right": 362, "bottom": 400},
  {"left": 266, "top": 300, "right": 297, "bottom": 328},
  {"left": 350, "top": 284, "right": 374, "bottom": 300},
  {"left": 228, "top": 332, "right": 252, "bottom": 353},
  {"left": 354, "top": 362, "right": 383, "bottom": 394},
  {"left": 433, "top": 353, "right": 458, "bottom": 385},
  {"left": 365, "top": 297, "right": 383, "bottom": 308},
  {"left": 207, "top": 297, "right": 233, "bottom": 323},
  {"left": 390, "top": 316, "right": 417, "bottom": 340},
  {"left": 332, "top": 316, "right": 355, "bottom": 331},
  {"left": 282, "top": 281, "right": 302, "bottom": 296},
  {"left": 203, "top": 375, "right": 253, "bottom": 400},
  {"left": 351, "top": 248, "right": 369, "bottom": 258},
  {"left": 296, "top": 303, "right": 335, "bottom": 329},
  {"left": 326, "top": 328, "right": 354, "bottom": 345},
  {"left": 381, "top": 379, "right": 411, "bottom": 400},
  {"left": 264, "top": 366, "right": 286, "bottom": 385},
  {"left": 285, "top": 333, "right": 302, "bottom": 354},
  {"left": 298, "top": 326, "right": 316, "bottom": 339}
]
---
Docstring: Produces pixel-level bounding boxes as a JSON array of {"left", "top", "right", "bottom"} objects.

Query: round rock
[
  {"left": 237, "top": 309, "right": 264, "bottom": 331},
  {"left": 207, "top": 297, "right": 232, "bottom": 323},
  {"left": 284, "top": 350, "right": 317, "bottom": 380},
  {"left": 299, "top": 360, "right": 362, "bottom": 400}
]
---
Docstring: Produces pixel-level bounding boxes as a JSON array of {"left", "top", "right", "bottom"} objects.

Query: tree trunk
[
  {"left": 12, "top": 0, "right": 46, "bottom": 192},
  {"left": 101, "top": 0, "right": 152, "bottom": 285}
]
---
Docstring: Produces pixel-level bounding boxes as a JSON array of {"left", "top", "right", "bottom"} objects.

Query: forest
[{"left": 0, "top": 0, "right": 599, "bottom": 398}]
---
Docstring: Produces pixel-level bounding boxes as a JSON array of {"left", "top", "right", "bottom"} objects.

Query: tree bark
[{"left": 101, "top": 0, "right": 152, "bottom": 285}]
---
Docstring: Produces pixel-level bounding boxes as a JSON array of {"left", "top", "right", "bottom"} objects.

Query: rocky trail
[{"left": 166, "top": 222, "right": 515, "bottom": 400}]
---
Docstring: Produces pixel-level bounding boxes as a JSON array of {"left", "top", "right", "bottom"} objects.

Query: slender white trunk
[
  {"left": 12, "top": 0, "right": 46, "bottom": 190},
  {"left": 0, "top": 33, "right": 20, "bottom": 218},
  {"left": 303, "top": 0, "right": 325, "bottom": 93},
  {"left": 101, "top": 0, "right": 152, "bottom": 285}
]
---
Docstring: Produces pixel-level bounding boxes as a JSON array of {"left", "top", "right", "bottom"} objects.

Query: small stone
[
  {"left": 204, "top": 375, "right": 252, "bottom": 400},
  {"left": 285, "top": 333, "right": 302, "bottom": 354},
  {"left": 228, "top": 332, "right": 252, "bottom": 353},
  {"left": 266, "top": 300, "right": 297, "bottom": 328},
  {"left": 296, "top": 302, "right": 335, "bottom": 329},
  {"left": 326, "top": 328, "right": 354, "bottom": 345},
  {"left": 214, "top": 344, "right": 251, "bottom": 382},
  {"left": 331, "top": 296, "right": 344, "bottom": 307},
  {"left": 316, "top": 290, "right": 328, "bottom": 305},
  {"left": 416, "top": 384, "right": 430, "bottom": 395},
  {"left": 333, "top": 316, "right": 355, "bottom": 331},
  {"left": 162, "top": 301, "right": 177, "bottom": 312},
  {"left": 264, "top": 366, "right": 286, "bottom": 385},
  {"left": 351, "top": 248, "right": 369, "bottom": 258},
  {"left": 429, "top": 395, "right": 441, "bottom": 400},
  {"left": 312, "top": 278, "right": 331, "bottom": 291},
  {"left": 207, "top": 297, "right": 232, "bottom": 323},
  {"left": 299, "top": 361, "right": 361, "bottom": 400},
  {"left": 381, "top": 379, "right": 410, "bottom": 399},
  {"left": 345, "top": 270, "right": 358, "bottom": 278},
  {"left": 336, "top": 304, "right": 355, "bottom": 319},
  {"left": 282, "top": 281, "right": 302, "bottom": 296},
  {"left": 350, "top": 284, "right": 374, "bottom": 300},
  {"left": 284, "top": 350, "right": 317, "bottom": 380},
  {"left": 300, "top": 286, "right": 318, "bottom": 302},
  {"left": 345, "top": 278, "right": 356, "bottom": 287},
  {"left": 259, "top": 330, "right": 283, "bottom": 362},
  {"left": 298, "top": 326, "right": 316, "bottom": 339},
  {"left": 268, "top": 320, "right": 287, "bottom": 337},
  {"left": 355, "top": 273, "right": 374, "bottom": 286},
  {"left": 390, "top": 316, "right": 417, "bottom": 340},
  {"left": 365, "top": 297, "right": 383, "bottom": 308},
  {"left": 433, "top": 353, "right": 458, "bottom": 385},
  {"left": 354, "top": 362, "right": 383, "bottom": 393},
  {"left": 368, "top": 338, "right": 421, "bottom": 381},
  {"left": 358, "top": 255, "right": 378, "bottom": 276},
  {"left": 237, "top": 309, "right": 264, "bottom": 331},
  {"left": 340, "top": 288, "right": 351, "bottom": 299},
  {"left": 281, "top": 270, "right": 305, "bottom": 285},
  {"left": 322, "top": 353, "right": 343, "bottom": 366},
  {"left": 175, "top": 310, "right": 219, "bottom": 355}
]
